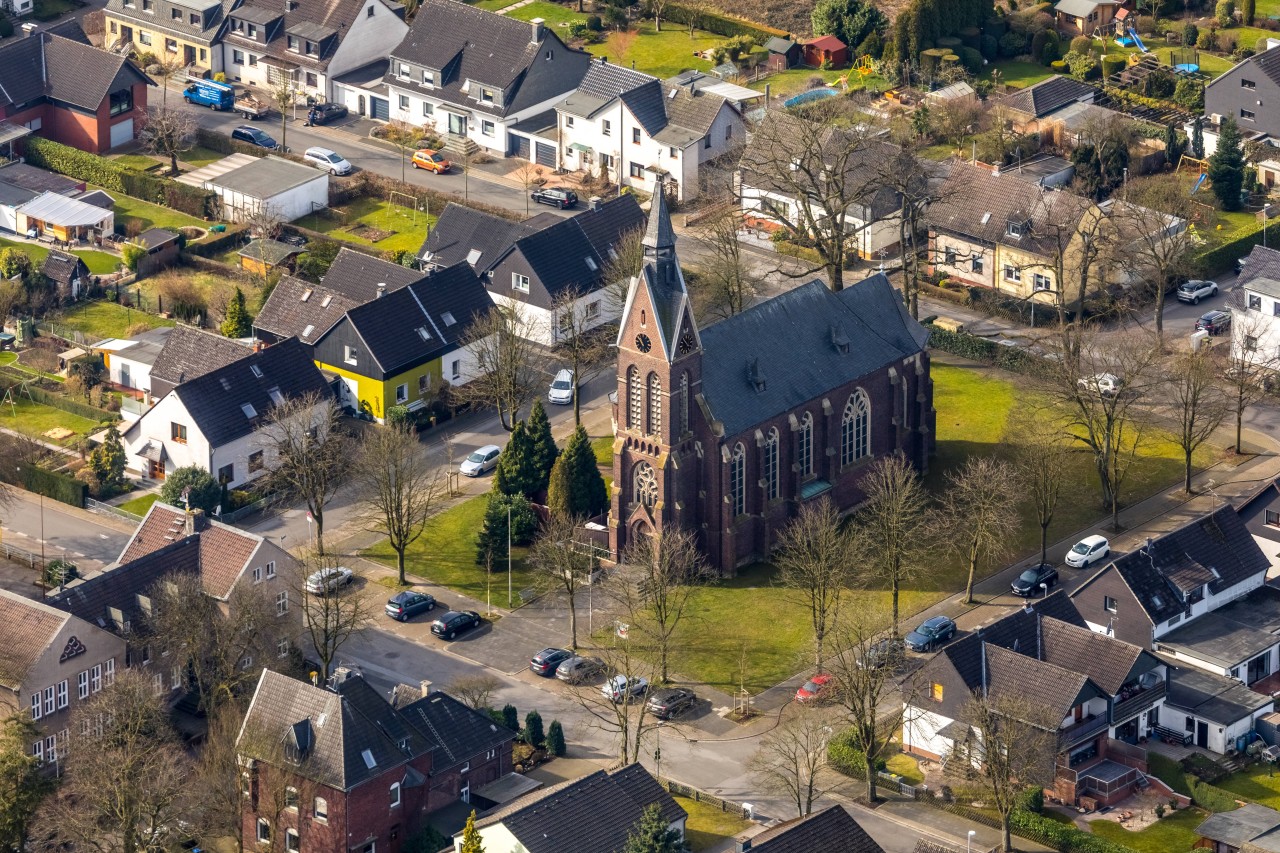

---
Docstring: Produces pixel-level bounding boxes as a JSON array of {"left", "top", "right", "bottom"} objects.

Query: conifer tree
[
  {"left": 1209, "top": 116, "right": 1246, "bottom": 211},
  {"left": 221, "top": 286, "right": 253, "bottom": 338},
  {"left": 525, "top": 400, "right": 558, "bottom": 495},
  {"left": 546, "top": 426, "right": 608, "bottom": 518},
  {"left": 460, "top": 810, "right": 485, "bottom": 853}
]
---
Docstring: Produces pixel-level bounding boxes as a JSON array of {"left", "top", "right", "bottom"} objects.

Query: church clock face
[
  {"left": 678, "top": 330, "right": 696, "bottom": 355},
  {"left": 634, "top": 333, "right": 653, "bottom": 353}
]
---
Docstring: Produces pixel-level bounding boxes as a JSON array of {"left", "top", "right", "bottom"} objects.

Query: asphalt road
[{"left": 1, "top": 490, "right": 133, "bottom": 570}]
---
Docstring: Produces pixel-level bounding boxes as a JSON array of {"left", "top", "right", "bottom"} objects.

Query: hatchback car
[
  {"left": 1011, "top": 563, "right": 1059, "bottom": 597},
  {"left": 310, "top": 102, "right": 348, "bottom": 125},
  {"left": 385, "top": 590, "right": 435, "bottom": 621},
  {"left": 601, "top": 674, "right": 649, "bottom": 703},
  {"left": 1176, "top": 279, "right": 1219, "bottom": 304},
  {"left": 431, "top": 610, "right": 482, "bottom": 639},
  {"left": 531, "top": 187, "right": 578, "bottom": 209},
  {"left": 529, "top": 647, "right": 574, "bottom": 676},
  {"left": 303, "top": 146, "right": 352, "bottom": 175},
  {"left": 1065, "top": 535, "right": 1110, "bottom": 568},
  {"left": 411, "top": 148, "right": 451, "bottom": 173},
  {"left": 1078, "top": 372, "right": 1123, "bottom": 398},
  {"left": 231, "top": 125, "right": 278, "bottom": 149},
  {"left": 556, "top": 655, "right": 605, "bottom": 683},
  {"left": 1196, "top": 310, "right": 1232, "bottom": 336},
  {"left": 905, "top": 616, "right": 957, "bottom": 652},
  {"left": 548, "top": 369, "right": 575, "bottom": 405},
  {"left": 305, "top": 566, "right": 353, "bottom": 596},
  {"left": 795, "top": 673, "right": 833, "bottom": 703},
  {"left": 460, "top": 444, "right": 501, "bottom": 477},
  {"left": 647, "top": 687, "right": 697, "bottom": 719}
]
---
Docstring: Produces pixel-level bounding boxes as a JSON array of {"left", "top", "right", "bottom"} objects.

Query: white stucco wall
[
  {"left": 325, "top": 0, "right": 408, "bottom": 93},
  {"left": 210, "top": 175, "right": 329, "bottom": 223},
  {"left": 741, "top": 184, "right": 904, "bottom": 259},
  {"left": 1231, "top": 300, "right": 1280, "bottom": 367},
  {"left": 386, "top": 79, "right": 572, "bottom": 157}
]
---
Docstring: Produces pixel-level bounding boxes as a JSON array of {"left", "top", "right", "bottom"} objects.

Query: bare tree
[
  {"left": 1115, "top": 176, "right": 1197, "bottom": 346},
  {"left": 150, "top": 53, "right": 187, "bottom": 107},
  {"left": 138, "top": 106, "right": 196, "bottom": 175},
  {"left": 445, "top": 673, "right": 504, "bottom": 710},
  {"left": 691, "top": 207, "right": 754, "bottom": 320},
  {"left": 1225, "top": 305, "right": 1280, "bottom": 453},
  {"left": 568, "top": 632, "right": 659, "bottom": 764},
  {"left": 930, "top": 97, "right": 984, "bottom": 154},
  {"left": 260, "top": 391, "right": 353, "bottom": 555},
  {"left": 1007, "top": 404, "right": 1072, "bottom": 569},
  {"left": 616, "top": 527, "right": 711, "bottom": 684},
  {"left": 849, "top": 454, "right": 933, "bottom": 636},
  {"left": 552, "top": 284, "right": 613, "bottom": 425},
  {"left": 649, "top": 0, "right": 670, "bottom": 30},
  {"left": 775, "top": 498, "right": 852, "bottom": 671},
  {"left": 937, "top": 457, "right": 1020, "bottom": 604},
  {"left": 453, "top": 304, "right": 542, "bottom": 431},
  {"left": 529, "top": 513, "right": 598, "bottom": 649},
  {"left": 243, "top": 203, "right": 285, "bottom": 241},
  {"left": 601, "top": 226, "right": 647, "bottom": 318},
  {"left": 292, "top": 553, "right": 373, "bottom": 680},
  {"left": 0, "top": 713, "right": 55, "bottom": 853},
  {"left": 748, "top": 707, "right": 839, "bottom": 818},
  {"left": 382, "top": 120, "right": 421, "bottom": 185},
  {"left": 515, "top": 161, "right": 545, "bottom": 216},
  {"left": 880, "top": 143, "right": 947, "bottom": 319},
  {"left": 190, "top": 706, "right": 246, "bottom": 853},
  {"left": 354, "top": 423, "right": 443, "bottom": 584},
  {"left": 1165, "top": 346, "right": 1230, "bottom": 493},
  {"left": 268, "top": 73, "right": 298, "bottom": 153}
]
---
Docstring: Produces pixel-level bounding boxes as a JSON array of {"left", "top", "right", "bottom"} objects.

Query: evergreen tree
[
  {"left": 524, "top": 710, "right": 545, "bottom": 748},
  {"left": 1192, "top": 116, "right": 1205, "bottom": 159},
  {"left": 810, "top": 0, "right": 887, "bottom": 51},
  {"left": 546, "top": 426, "right": 608, "bottom": 519},
  {"left": 459, "top": 811, "right": 485, "bottom": 853},
  {"left": 525, "top": 400, "right": 559, "bottom": 496},
  {"left": 220, "top": 286, "right": 253, "bottom": 338},
  {"left": 1209, "top": 116, "right": 1247, "bottom": 211},
  {"left": 159, "top": 465, "right": 223, "bottom": 513},
  {"left": 0, "top": 714, "right": 56, "bottom": 853},
  {"left": 475, "top": 492, "right": 539, "bottom": 564},
  {"left": 494, "top": 420, "right": 539, "bottom": 498},
  {"left": 623, "top": 804, "right": 688, "bottom": 853},
  {"left": 1164, "top": 123, "right": 1183, "bottom": 165},
  {"left": 88, "top": 427, "right": 127, "bottom": 495},
  {"left": 1244, "top": 0, "right": 1256, "bottom": 25},
  {"left": 502, "top": 704, "right": 520, "bottom": 732},
  {"left": 546, "top": 720, "right": 566, "bottom": 756}
]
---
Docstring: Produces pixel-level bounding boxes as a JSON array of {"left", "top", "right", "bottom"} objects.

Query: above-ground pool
[
  {"left": 1174, "top": 62, "right": 1200, "bottom": 73},
  {"left": 784, "top": 87, "right": 838, "bottom": 108},
  {"left": 1116, "top": 36, "right": 1135, "bottom": 47}
]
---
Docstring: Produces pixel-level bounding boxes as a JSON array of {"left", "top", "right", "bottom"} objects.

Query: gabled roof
[
  {"left": 41, "top": 250, "right": 89, "bottom": 286},
  {"left": 747, "top": 805, "right": 884, "bottom": 853},
  {"left": 168, "top": 337, "right": 330, "bottom": 449},
  {"left": 1238, "top": 244, "right": 1280, "bottom": 300},
  {"left": 1001, "top": 74, "right": 1096, "bottom": 118},
  {"left": 420, "top": 203, "right": 539, "bottom": 271},
  {"left": 806, "top": 34, "right": 846, "bottom": 51},
  {"left": 397, "top": 690, "right": 516, "bottom": 771},
  {"left": 116, "top": 502, "right": 270, "bottom": 599},
  {"left": 0, "top": 589, "right": 73, "bottom": 690},
  {"left": 508, "top": 195, "right": 645, "bottom": 300},
  {"left": 223, "top": 0, "right": 403, "bottom": 70},
  {"left": 254, "top": 275, "right": 358, "bottom": 344},
  {"left": 0, "top": 27, "right": 152, "bottom": 113},
  {"left": 764, "top": 36, "right": 797, "bottom": 54},
  {"left": 322, "top": 247, "right": 423, "bottom": 302},
  {"left": 1211, "top": 45, "right": 1280, "bottom": 93},
  {"left": 558, "top": 59, "right": 657, "bottom": 120},
  {"left": 1197, "top": 804, "right": 1280, "bottom": 848},
  {"left": 51, "top": 536, "right": 202, "bottom": 632},
  {"left": 472, "top": 764, "right": 685, "bottom": 853},
  {"left": 1037, "top": 617, "right": 1157, "bottom": 695},
  {"left": 150, "top": 325, "right": 251, "bottom": 392}
]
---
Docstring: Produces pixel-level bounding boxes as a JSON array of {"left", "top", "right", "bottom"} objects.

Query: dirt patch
[
  {"left": 345, "top": 224, "right": 395, "bottom": 243},
  {"left": 43, "top": 427, "right": 74, "bottom": 441}
]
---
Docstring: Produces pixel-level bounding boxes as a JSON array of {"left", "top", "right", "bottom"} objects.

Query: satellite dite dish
[{"left": 1138, "top": 672, "right": 1160, "bottom": 690}]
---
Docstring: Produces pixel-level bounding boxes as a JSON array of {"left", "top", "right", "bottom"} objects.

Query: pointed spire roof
[{"left": 642, "top": 181, "right": 675, "bottom": 250}]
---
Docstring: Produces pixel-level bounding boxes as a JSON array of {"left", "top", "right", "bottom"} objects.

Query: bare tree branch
[
  {"left": 748, "top": 707, "right": 840, "bottom": 818},
  {"left": 775, "top": 497, "right": 852, "bottom": 671},
  {"left": 452, "top": 305, "right": 542, "bottom": 432},
  {"left": 936, "top": 457, "right": 1021, "bottom": 604},
  {"left": 354, "top": 423, "right": 444, "bottom": 584}
]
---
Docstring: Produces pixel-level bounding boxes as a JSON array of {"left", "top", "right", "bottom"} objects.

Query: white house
[
  {"left": 177, "top": 154, "right": 328, "bottom": 224},
  {"left": 383, "top": 0, "right": 593, "bottom": 159},
  {"left": 94, "top": 326, "right": 173, "bottom": 405},
  {"left": 122, "top": 337, "right": 330, "bottom": 486},
  {"left": 219, "top": 0, "right": 408, "bottom": 103},
  {"left": 1232, "top": 244, "right": 1280, "bottom": 369},
  {"left": 556, "top": 59, "right": 746, "bottom": 201}
]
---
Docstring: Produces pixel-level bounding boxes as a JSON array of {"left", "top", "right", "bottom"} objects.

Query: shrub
[
  {"left": 1069, "top": 35, "right": 1091, "bottom": 53},
  {"left": 1191, "top": 778, "right": 1240, "bottom": 813},
  {"left": 501, "top": 704, "right": 519, "bottom": 732},
  {"left": 1174, "top": 77, "right": 1205, "bottom": 110},
  {"left": 586, "top": 13, "right": 602, "bottom": 29},
  {"left": 160, "top": 466, "right": 222, "bottom": 513},
  {"left": 1100, "top": 54, "right": 1125, "bottom": 78},
  {"left": 0, "top": 11, "right": 13, "bottom": 38},
  {"left": 16, "top": 465, "right": 87, "bottom": 508},
  {"left": 157, "top": 277, "right": 207, "bottom": 322},
  {"left": 121, "top": 243, "right": 146, "bottom": 272},
  {"left": 524, "top": 711, "right": 544, "bottom": 748},
  {"left": 213, "top": 71, "right": 226, "bottom": 82},
  {"left": 980, "top": 33, "right": 999, "bottom": 59},
  {"left": 1216, "top": 0, "right": 1234, "bottom": 28},
  {"left": 1199, "top": 28, "right": 1219, "bottom": 50},
  {"left": 999, "top": 30, "right": 1027, "bottom": 57},
  {"left": 956, "top": 46, "right": 983, "bottom": 73},
  {"left": 546, "top": 720, "right": 566, "bottom": 756},
  {"left": 1184, "top": 22, "right": 1199, "bottom": 45}
]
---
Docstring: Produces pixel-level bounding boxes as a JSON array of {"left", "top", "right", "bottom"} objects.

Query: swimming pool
[{"left": 783, "top": 87, "right": 838, "bottom": 108}]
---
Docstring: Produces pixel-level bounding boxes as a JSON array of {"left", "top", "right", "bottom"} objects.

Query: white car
[
  {"left": 548, "top": 369, "right": 575, "bottom": 405},
  {"left": 601, "top": 674, "right": 649, "bottom": 703},
  {"left": 1065, "top": 535, "right": 1110, "bottom": 569},
  {"left": 460, "top": 444, "right": 501, "bottom": 477},
  {"left": 1175, "top": 279, "right": 1218, "bottom": 304},
  {"left": 305, "top": 566, "right": 354, "bottom": 595},
  {"left": 303, "top": 146, "right": 352, "bottom": 175},
  {"left": 1078, "top": 373, "right": 1123, "bottom": 398}
]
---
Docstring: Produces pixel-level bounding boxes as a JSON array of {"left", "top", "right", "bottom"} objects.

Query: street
[{"left": 0, "top": 489, "right": 134, "bottom": 571}]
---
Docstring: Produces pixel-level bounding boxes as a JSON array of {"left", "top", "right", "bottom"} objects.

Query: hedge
[
  {"left": 919, "top": 798, "right": 1134, "bottom": 853},
  {"left": 1191, "top": 778, "right": 1243, "bottom": 813},
  {"left": 662, "top": 0, "right": 788, "bottom": 41},
  {"left": 21, "top": 465, "right": 87, "bottom": 509},
  {"left": 924, "top": 323, "right": 1052, "bottom": 378},
  {"left": 1194, "top": 223, "right": 1265, "bottom": 276},
  {"left": 1101, "top": 54, "right": 1125, "bottom": 79},
  {"left": 0, "top": 365, "right": 116, "bottom": 422},
  {"left": 185, "top": 224, "right": 250, "bottom": 258}
]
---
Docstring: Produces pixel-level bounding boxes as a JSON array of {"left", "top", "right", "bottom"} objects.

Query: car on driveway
[
  {"left": 858, "top": 637, "right": 905, "bottom": 670},
  {"left": 231, "top": 125, "right": 278, "bottom": 149},
  {"left": 530, "top": 648, "right": 574, "bottom": 676},
  {"left": 310, "top": 102, "right": 348, "bottom": 125},
  {"left": 460, "top": 444, "right": 501, "bottom": 477},
  {"left": 1078, "top": 372, "right": 1123, "bottom": 398},
  {"left": 431, "top": 610, "right": 482, "bottom": 640},
  {"left": 1196, "top": 310, "right": 1232, "bottom": 336},
  {"left": 905, "top": 615, "right": 957, "bottom": 652},
  {"left": 1176, "top": 279, "right": 1218, "bottom": 304},
  {"left": 795, "top": 673, "right": 833, "bottom": 703},
  {"left": 601, "top": 674, "right": 648, "bottom": 703},
  {"left": 647, "top": 687, "right": 697, "bottom": 719},
  {"left": 411, "top": 148, "right": 450, "bottom": 173},
  {"left": 302, "top": 146, "right": 352, "bottom": 175},
  {"left": 548, "top": 368, "right": 575, "bottom": 405},
  {"left": 556, "top": 655, "right": 604, "bottom": 683},
  {"left": 385, "top": 590, "right": 435, "bottom": 621},
  {"left": 1065, "top": 535, "right": 1109, "bottom": 568},
  {"left": 531, "top": 187, "right": 578, "bottom": 209},
  {"left": 1011, "top": 563, "right": 1059, "bottom": 597},
  {"left": 305, "top": 566, "right": 353, "bottom": 596}
]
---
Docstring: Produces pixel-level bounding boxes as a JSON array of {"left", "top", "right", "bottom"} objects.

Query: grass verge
[
  {"left": 0, "top": 397, "right": 100, "bottom": 443},
  {"left": 117, "top": 493, "right": 159, "bottom": 517},
  {"left": 54, "top": 301, "right": 175, "bottom": 340},
  {"left": 584, "top": 22, "right": 720, "bottom": 79},
  {"left": 301, "top": 196, "right": 437, "bottom": 255},
  {"left": 1088, "top": 807, "right": 1206, "bottom": 853},
  {"left": 1217, "top": 764, "right": 1280, "bottom": 810},
  {"left": 96, "top": 185, "right": 207, "bottom": 232},
  {"left": 591, "top": 435, "right": 614, "bottom": 467},
  {"left": 673, "top": 795, "right": 753, "bottom": 852}
]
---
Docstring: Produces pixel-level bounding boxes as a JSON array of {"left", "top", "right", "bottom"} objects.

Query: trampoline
[
  {"left": 1174, "top": 62, "right": 1200, "bottom": 73},
  {"left": 783, "top": 87, "right": 838, "bottom": 108}
]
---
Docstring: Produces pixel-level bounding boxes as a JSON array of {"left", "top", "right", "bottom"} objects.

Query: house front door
[
  {"left": 184, "top": 44, "right": 196, "bottom": 66},
  {"left": 148, "top": 459, "right": 165, "bottom": 480},
  {"left": 1196, "top": 721, "right": 1209, "bottom": 749},
  {"left": 448, "top": 113, "right": 466, "bottom": 136},
  {"left": 120, "top": 362, "right": 131, "bottom": 388}
]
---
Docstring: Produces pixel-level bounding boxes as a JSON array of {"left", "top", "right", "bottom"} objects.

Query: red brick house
[
  {"left": 237, "top": 669, "right": 516, "bottom": 853},
  {"left": 0, "top": 23, "right": 152, "bottom": 155}
]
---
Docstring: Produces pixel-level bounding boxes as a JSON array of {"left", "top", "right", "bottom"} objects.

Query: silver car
[
  {"left": 556, "top": 655, "right": 604, "bottom": 683},
  {"left": 303, "top": 146, "right": 352, "bottom": 175},
  {"left": 548, "top": 369, "right": 575, "bottom": 405},
  {"left": 305, "top": 566, "right": 353, "bottom": 595},
  {"left": 460, "top": 444, "right": 501, "bottom": 477}
]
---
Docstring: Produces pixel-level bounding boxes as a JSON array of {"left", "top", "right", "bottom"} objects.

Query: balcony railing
[
  {"left": 1059, "top": 714, "right": 1108, "bottom": 749},
  {"left": 1111, "top": 681, "right": 1165, "bottom": 724}
]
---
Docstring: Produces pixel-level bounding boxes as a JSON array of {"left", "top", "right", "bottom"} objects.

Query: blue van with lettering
[{"left": 183, "top": 79, "right": 234, "bottom": 110}]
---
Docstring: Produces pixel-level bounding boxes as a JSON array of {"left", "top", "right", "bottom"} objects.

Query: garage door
[
  {"left": 534, "top": 141, "right": 556, "bottom": 167},
  {"left": 109, "top": 119, "right": 134, "bottom": 149},
  {"left": 370, "top": 97, "right": 389, "bottom": 121},
  {"left": 509, "top": 133, "right": 530, "bottom": 160}
]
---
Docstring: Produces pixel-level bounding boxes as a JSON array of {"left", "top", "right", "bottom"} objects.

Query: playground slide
[
  {"left": 1191, "top": 173, "right": 1208, "bottom": 195},
  {"left": 1128, "top": 28, "right": 1150, "bottom": 53}
]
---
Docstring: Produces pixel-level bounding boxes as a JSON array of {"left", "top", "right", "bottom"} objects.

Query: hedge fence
[
  {"left": 1194, "top": 221, "right": 1267, "bottom": 277},
  {"left": 923, "top": 323, "right": 1054, "bottom": 378},
  {"left": 185, "top": 224, "right": 251, "bottom": 258},
  {"left": 917, "top": 797, "right": 1136, "bottom": 853},
  {"left": 19, "top": 465, "right": 87, "bottom": 509},
  {"left": 662, "top": 1, "right": 789, "bottom": 41},
  {"left": 0, "top": 365, "right": 117, "bottom": 422}
]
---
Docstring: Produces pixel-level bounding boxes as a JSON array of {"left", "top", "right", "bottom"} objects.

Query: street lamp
[
  {"left": 967, "top": 829, "right": 977, "bottom": 853},
  {"left": 15, "top": 466, "right": 45, "bottom": 594}
]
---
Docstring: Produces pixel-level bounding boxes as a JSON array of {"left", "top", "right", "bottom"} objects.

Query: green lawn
[
  {"left": 301, "top": 196, "right": 437, "bottom": 256},
  {"left": 0, "top": 237, "right": 121, "bottom": 277},
  {"left": 1089, "top": 807, "right": 1206, "bottom": 853},
  {"left": 885, "top": 749, "right": 924, "bottom": 785},
  {"left": 182, "top": 146, "right": 227, "bottom": 168},
  {"left": 591, "top": 435, "right": 614, "bottom": 467},
  {"left": 470, "top": 0, "right": 511, "bottom": 9},
  {"left": 96, "top": 185, "right": 207, "bottom": 233},
  {"left": 505, "top": 1, "right": 588, "bottom": 26},
  {"left": 117, "top": 493, "right": 159, "bottom": 517},
  {"left": 1217, "top": 764, "right": 1280, "bottom": 809},
  {"left": 584, "top": 22, "right": 720, "bottom": 80},
  {"left": 673, "top": 795, "right": 753, "bottom": 852},
  {"left": 1147, "top": 752, "right": 1193, "bottom": 796},
  {"left": 54, "top": 301, "right": 175, "bottom": 340},
  {"left": 0, "top": 397, "right": 101, "bottom": 443},
  {"left": 108, "top": 154, "right": 165, "bottom": 172},
  {"left": 364, "top": 494, "right": 536, "bottom": 605},
  {"left": 984, "top": 60, "right": 1054, "bottom": 89},
  {"left": 748, "top": 68, "right": 888, "bottom": 99},
  {"left": 0, "top": 352, "right": 14, "bottom": 366}
]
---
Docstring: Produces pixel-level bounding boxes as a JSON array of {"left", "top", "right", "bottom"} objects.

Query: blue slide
[
  {"left": 1128, "top": 28, "right": 1150, "bottom": 53},
  {"left": 1191, "top": 172, "right": 1208, "bottom": 195}
]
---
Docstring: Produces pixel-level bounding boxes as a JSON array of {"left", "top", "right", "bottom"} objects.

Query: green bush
[
  {"left": 937, "top": 35, "right": 962, "bottom": 49},
  {"left": 546, "top": 720, "right": 567, "bottom": 756},
  {"left": 1007, "top": 808, "right": 1136, "bottom": 853},
  {"left": 958, "top": 26, "right": 981, "bottom": 49},
  {"left": 1192, "top": 222, "right": 1264, "bottom": 275},
  {"left": 524, "top": 710, "right": 544, "bottom": 748},
  {"left": 1184, "top": 22, "right": 1200, "bottom": 46},
  {"left": 1191, "top": 778, "right": 1241, "bottom": 813},
  {"left": 1050, "top": 59, "right": 1068, "bottom": 72},
  {"left": 1217, "top": 0, "right": 1235, "bottom": 28},
  {"left": 957, "top": 46, "right": 983, "bottom": 73},
  {"left": 1100, "top": 54, "right": 1125, "bottom": 79},
  {"left": 122, "top": 244, "right": 146, "bottom": 272},
  {"left": 662, "top": 0, "right": 788, "bottom": 41},
  {"left": 924, "top": 324, "right": 1051, "bottom": 377},
  {"left": 159, "top": 466, "right": 222, "bottom": 514},
  {"left": 1069, "top": 35, "right": 1092, "bottom": 53},
  {"left": 20, "top": 465, "right": 87, "bottom": 508},
  {"left": 980, "top": 33, "right": 999, "bottom": 59}
]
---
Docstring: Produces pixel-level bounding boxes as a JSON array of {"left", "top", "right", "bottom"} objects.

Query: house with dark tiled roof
[
  {"left": 1230, "top": 245, "right": 1280, "bottom": 370},
  {"left": 384, "top": 0, "right": 592, "bottom": 159},
  {"left": 238, "top": 668, "right": 516, "bottom": 853},
  {"left": 554, "top": 57, "right": 746, "bottom": 201},
  {"left": 999, "top": 75, "right": 1098, "bottom": 132},
  {"left": 121, "top": 337, "right": 330, "bottom": 485},
  {"left": 738, "top": 805, "right": 885, "bottom": 852},
  {"left": 1196, "top": 803, "right": 1280, "bottom": 853},
  {"left": 149, "top": 324, "right": 253, "bottom": 399},
  {"left": 464, "top": 763, "right": 685, "bottom": 853},
  {"left": 903, "top": 593, "right": 1168, "bottom": 807},
  {"left": 0, "top": 23, "right": 151, "bottom": 155},
  {"left": 1240, "top": 477, "right": 1280, "bottom": 573},
  {"left": 1206, "top": 44, "right": 1280, "bottom": 140},
  {"left": 609, "top": 189, "right": 934, "bottom": 572},
  {"left": 0, "top": 588, "right": 125, "bottom": 773}
]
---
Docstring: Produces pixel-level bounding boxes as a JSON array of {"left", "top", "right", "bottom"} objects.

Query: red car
[{"left": 795, "top": 674, "right": 833, "bottom": 704}]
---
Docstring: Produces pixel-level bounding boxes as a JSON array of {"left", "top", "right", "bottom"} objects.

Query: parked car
[
  {"left": 531, "top": 187, "right": 578, "bottom": 209},
  {"left": 231, "top": 125, "right": 278, "bottom": 149},
  {"left": 1065, "top": 535, "right": 1110, "bottom": 569},
  {"left": 431, "top": 610, "right": 482, "bottom": 640},
  {"left": 1195, "top": 310, "right": 1232, "bottom": 336},
  {"left": 1237, "top": 256, "right": 1249, "bottom": 275},
  {"left": 385, "top": 590, "right": 435, "bottom": 621},
  {"left": 529, "top": 647, "right": 574, "bottom": 676},
  {"left": 302, "top": 146, "right": 352, "bottom": 175},
  {"left": 647, "top": 687, "right": 697, "bottom": 719},
  {"left": 904, "top": 616, "right": 957, "bottom": 652},
  {"left": 556, "top": 655, "right": 605, "bottom": 683},
  {"left": 460, "top": 444, "right": 501, "bottom": 477},
  {"left": 310, "top": 102, "right": 348, "bottom": 125},
  {"left": 601, "top": 674, "right": 649, "bottom": 703},
  {"left": 858, "top": 637, "right": 905, "bottom": 670},
  {"left": 411, "top": 148, "right": 451, "bottom": 173},
  {"left": 1176, "top": 279, "right": 1219, "bottom": 304},
  {"left": 795, "top": 673, "right": 833, "bottom": 703},
  {"left": 305, "top": 566, "right": 353, "bottom": 596},
  {"left": 1077, "top": 372, "right": 1123, "bottom": 398},
  {"left": 548, "top": 368, "right": 575, "bottom": 405},
  {"left": 1010, "top": 563, "right": 1059, "bottom": 597}
]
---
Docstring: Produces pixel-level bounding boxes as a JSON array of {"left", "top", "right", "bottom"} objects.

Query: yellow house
[{"left": 103, "top": 0, "right": 227, "bottom": 74}]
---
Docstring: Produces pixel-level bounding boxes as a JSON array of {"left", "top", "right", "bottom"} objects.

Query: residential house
[
  {"left": 1240, "top": 478, "right": 1280, "bottom": 574},
  {"left": 121, "top": 336, "right": 330, "bottom": 484},
  {"left": 1054, "top": 0, "right": 1125, "bottom": 37},
  {"left": 1206, "top": 45, "right": 1280, "bottom": 138},
  {"left": 422, "top": 194, "right": 645, "bottom": 345},
  {"left": 555, "top": 58, "right": 745, "bottom": 201},
  {"left": 0, "top": 23, "right": 152, "bottom": 154},
  {"left": 219, "top": 0, "right": 408, "bottom": 102},
  {"left": 801, "top": 35, "right": 848, "bottom": 69},
  {"left": 18, "top": 191, "right": 116, "bottom": 243},
  {"left": 999, "top": 75, "right": 1097, "bottom": 134},
  {"left": 738, "top": 805, "right": 885, "bottom": 852},
  {"left": 462, "top": 764, "right": 685, "bottom": 853},
  {"left": 1196, "top": 803, "right": 1280, "bottom": 853},
  {"left": 1231, "top": 245, "right": 1280, "bottom": 370},
  {"left": 309, "top": 262, "right": 492, "bottom": 421},
  {"left": 94, "top": 326, "right": 174, "bottom": 400},
  {"left": 610, "top": 189, "right": 934, "bottom": 573},
  {"left": 103, "top": 0, "right": 231, "bottom": 76},
  {"left": 764, "top": 36, "right": 800, "bottom": 72},
  {"left": 0, "top": 589, "right": 126, "bottom": 771},
  {"left": 238, "top": 668, "right": 517, "bottom": 853},
  {"left": 1163, "top": 665, "right": 1273, "bottom": 753},
  {"left": 903, "top": 594, "right": 1167, "bottom": 807},
  {"left": 41, "top": 249, "right": 90, "bottom": 302},
  {"left": 148, "top": 324, "right": 251, "bottom": 399},
  {"left": 384, "top": 0, "right": 593, "bottom": 158}
]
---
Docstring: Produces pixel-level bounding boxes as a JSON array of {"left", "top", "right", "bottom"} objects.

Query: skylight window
[
  {"left": 441, "top": 312, "right": 456, "bottom": 326},
  {"left": 251, "top": 364, "right": 264, "bottom": 379},
  {"left": 300, "top": 289, "right": 313, "bottom": 302},
  {"left": 220, "top": 377, "right": 232, "bottom": 391},
  {"left": 320, "top": 295, "right": 332, "bottom": 308},
  {"left": 585, "top": 257, "right": 598, "bottom": 271},
  {"left": 466, "top": 249, "right": 483, "bottom": 265},
  {"left": 361, "top": 749, "right": 377, "bottom": 769},
  {"left": 980, "top": 212, "right": 992, "bottom": 225},
  {"left": 1151, "top": 594, "right": 1164, "bottom": 608},
  {"left": 267, "top": 387, "right": 285, "bottom": 405},
  {"left": 416, "top": 327, "right": 432, "bottom": 341},
  {"left": 241, "top": 403, "right": 258, "bottom": 418},
  {"left": 302, "top": 324, "right": 315, "bottom": 338}
]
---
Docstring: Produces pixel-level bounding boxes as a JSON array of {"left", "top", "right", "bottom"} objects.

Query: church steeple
[{"left": 642, "top": 180, "right": 676, "bottom": 257}]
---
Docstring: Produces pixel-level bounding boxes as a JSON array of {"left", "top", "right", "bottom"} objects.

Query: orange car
[{"left": 411, "top": 148, "right": 450, "bottom": 173}]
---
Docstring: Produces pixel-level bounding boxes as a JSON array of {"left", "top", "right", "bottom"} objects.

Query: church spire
[{"left": 642, "top": 178, "right": 676, "bottom": 254}]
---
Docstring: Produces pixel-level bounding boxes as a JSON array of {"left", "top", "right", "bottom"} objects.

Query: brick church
[{"left": 608, "top": 188, "right": 937, "bottom": 573}]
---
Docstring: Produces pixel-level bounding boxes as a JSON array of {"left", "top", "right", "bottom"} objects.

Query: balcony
[
  {"left": 1059, "top": 714, "right": 1108, "bottom": 749},
  {"left": 1111, "top": 680, "right": 1166, "bottom": 725}
]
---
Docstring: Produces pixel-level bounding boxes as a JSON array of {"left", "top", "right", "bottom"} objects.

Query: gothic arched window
[
  {"left": 648, "top": 373, "right": 662, "bottom": 435},
  {"left": 633, "top": 461, "right": 657, "bottom": 507},
  {"left": 679, "top": 372, "right": 690, "bottom": 434},
  {"left": 764, "top": 428, "right": 779, "bottom": 501},
  {"left": 627, "top": 366, "right": 641, "bottom": 431},
  {"left": 730, "top": 443, "right": 746, "bottom": 516},
  {"left": 798, "top": 412, "right": 813, "bottom": 477},
  {"left": 841, "top": 390, "right": 871, "bottom": 466}
]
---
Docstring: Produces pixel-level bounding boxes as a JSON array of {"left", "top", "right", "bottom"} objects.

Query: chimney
[
  {"left": 185, "top": 508, "right": 208, "bottom": 536},
  {"left": 735, "top": 841, "right": 752, "bottom": 852},
  {"left": 588, "top": 196, "right": 602, "bottom": 211},
  {"left": 1145, "top": 537, "right": 1154, "bottom": 553},
  {"left": 376, "top": 282, "right": 386, "bottom": 298},
  {"left": 530, "top": 17, "right": 544, "bottom": 43},
  {"left": 419, "top": 679, "right": 433, "bottom": 697},
  {"left": 599, "top": 55, "right": 608, "bottom": 64}
]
